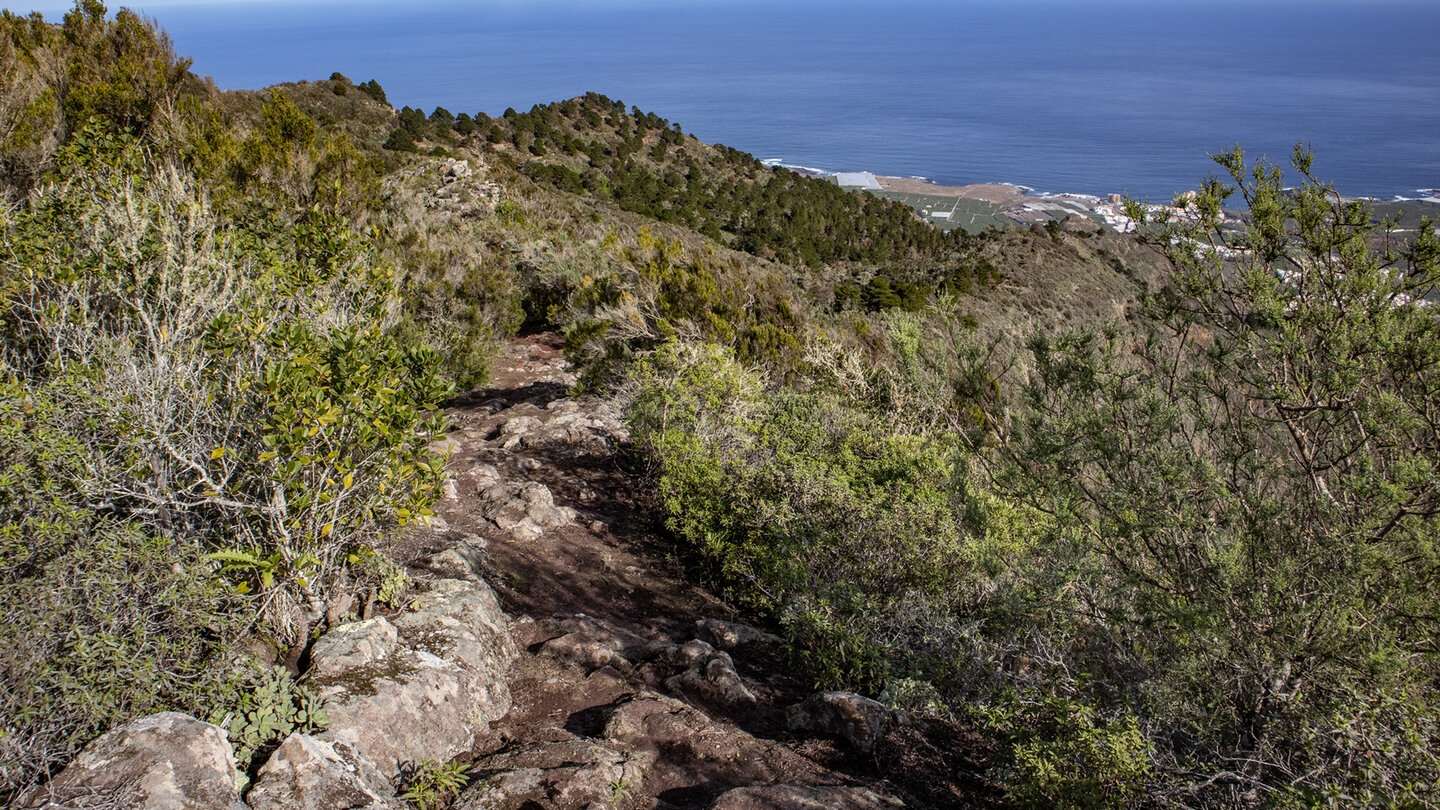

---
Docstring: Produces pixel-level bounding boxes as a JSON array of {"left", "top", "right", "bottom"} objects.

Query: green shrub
[
  {"left": 0, "top": 510, "right": 242, "bottom": 801},
  {"left": 981, "top": 697, "right": 1152, "bottom": 810},
  {"left": 2, "top": 124, "right": 448, "bottom": 644},
  {"left": 627, "top": 340, "right": 972, "bottom": 692}
]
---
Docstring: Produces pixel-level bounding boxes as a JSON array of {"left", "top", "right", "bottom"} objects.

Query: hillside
[{"left": 5, "top": 5, "right": 1440, "bottom": 810}]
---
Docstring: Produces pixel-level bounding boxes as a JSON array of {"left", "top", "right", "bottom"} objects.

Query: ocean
[{"left": 34, "top": 0, "right": 1440, "bottom": 200}]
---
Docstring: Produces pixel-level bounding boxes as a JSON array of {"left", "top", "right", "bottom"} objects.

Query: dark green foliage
[
  {"left": 494, "top": 93, "right": 976, "bottom": 280},
  {"left": 428, "top": 106, "right": 454, "bottom": 130},
  {"left": 561, "top": 231, "right": 806, "bottom": 389},
  {"left": 59, "top": 2, "right": 191, "bottom": 140},
  {"left": 383, "top": 126, "right": 417, "bottom": 152},
  {"left": 357, "top": 78, "right": 387, "bottom": 105}
]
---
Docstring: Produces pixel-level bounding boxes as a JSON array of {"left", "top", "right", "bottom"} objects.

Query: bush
[
  {"left": 977, "top": 697, "right": 1151, "bottom": 810},
  {"left": 2, "top": 124, "right": 448, "bottom": 643},
  {"left": 0, "top": 506, "right": 242, "bottom": 799},
  {"left": 627, "top": 341, "right": 973, "bottom": 691},
  {"left": 981, "top": 146, "right": 1440, "bottom": 803}
]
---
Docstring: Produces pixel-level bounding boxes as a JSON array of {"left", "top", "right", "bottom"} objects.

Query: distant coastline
[{"left": 761, "top": 159, "right": 1440, "bottom": 235}]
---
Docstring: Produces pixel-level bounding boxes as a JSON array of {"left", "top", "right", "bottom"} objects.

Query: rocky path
[
  {"left": 405, "top": 334, "right": 998, "bottom": 810},
  {"left": 25, "top": 334, "right": 996, "bottom": 810}
]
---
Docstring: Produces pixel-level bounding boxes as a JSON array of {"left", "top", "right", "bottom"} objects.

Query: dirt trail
[{"left": 403, "top": 334, "right": 998, "bottom": 810}]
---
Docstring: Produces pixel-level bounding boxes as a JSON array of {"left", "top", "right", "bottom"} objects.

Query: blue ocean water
[{"left": 42, "top": 0, "right": 1440, "bottom": 200}]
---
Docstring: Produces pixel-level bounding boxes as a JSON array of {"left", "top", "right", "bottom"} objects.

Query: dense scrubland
[{"left": 3, "top": 4, "right": 1439, "bottom": 807}]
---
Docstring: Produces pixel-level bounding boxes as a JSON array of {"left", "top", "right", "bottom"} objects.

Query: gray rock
[
  {"left": 393, "top": 579, "right": 517, "bottom": 722},
  {"left": 481, "top": 481, "right": 576, "bottom": 540},
  {"left": 697, "top": 618, "right": 783, "bottom": 652},
  {"left": 502, "top": 414, "right": 542, "bottom": 433},
  {"left": 601, "top": 693, "right": 697, "bottom": 745},
  {"left": 307, "top": 618, "right": 400, "bottom": 681},
  {"left": 416, "top": 538, "right": 488, "bottom": 581},
  {"left": 786, "top": 692, "right": 898, "bottom": 754},
  {"left": 23, "top": 712, "right": 246, "bottom": 810},
  {"left": 457, "top": 737, "right": 650, "bottom": 810},
  {"left": 472, "top": 463, "right": 502, "bottom": 489},
  {"left": 665, "top": 646, "right": 756, "bottom": 709},
  {"left": 245, "top": 734, "right": 401, "bottom": 810},
  {"left": 537, "top": 615, "right": 651, "bottom": 673},
  {"left": 310, "top": 579, "right": 517, "bottom": 780},
  {"left": 314, "top": 651, "right": 470, "bottom": 780},
  {"left": 709, "top": 785, "right": 905, "bottom": 810}
]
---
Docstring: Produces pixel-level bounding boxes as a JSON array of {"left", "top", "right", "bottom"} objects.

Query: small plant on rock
[
  {"left": 208, "top": 665, "right": 329, "bottom": 774},
  {"left": 400, "top": 759, "right": 470, "bottom": 809}
]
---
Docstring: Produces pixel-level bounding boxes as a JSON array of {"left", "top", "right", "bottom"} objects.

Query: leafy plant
[
  {"left": 208, "top": 665, "right": 329, "bottom": 774},
  {"left": 400, "top": 759, "right": 470, "bottom": 810}
]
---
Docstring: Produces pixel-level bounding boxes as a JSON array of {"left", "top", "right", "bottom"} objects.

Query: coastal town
[
  {"left": 823, "top": 168, "right": 1218, "bottom": 234},
  {"left": 807, "top": 168, "right": 1440, "bottom": 237}
]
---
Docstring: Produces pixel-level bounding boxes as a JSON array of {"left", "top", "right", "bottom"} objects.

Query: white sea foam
[{"left": 760, "top": 158, "right": 835, "bottom": 176}]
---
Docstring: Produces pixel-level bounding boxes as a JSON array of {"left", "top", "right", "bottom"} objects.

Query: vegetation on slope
[
  {"left": 6, "top": 4, "right": 1437, "bottom": 808},
  {"left": 625, "top": 148, "right": 1440, "bottom": 807}
]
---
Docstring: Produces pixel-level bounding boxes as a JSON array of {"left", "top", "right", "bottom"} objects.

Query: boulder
[
  {"left": 415, "top": 537, "right": 488, "bottom": 582},
  {"left": 481, "top": 481, "right": 576, "bottom": 540},
  {"left": 536, "top": 614, "right": 653, "bottom": 673},
  {"left": 786, "top": 692, "right": 898, "bottom": 754},
  {"left": 664, "top": 642, "right": 756, "bottom": 709},
  {"left": 696, "top": 618, "right": 782, "bottom": 653},
  {"left": 472, "top": 462, "right": 503, "bottom": 489},
  {"left": 309, "top": 579, "right": 517, "bottom": 780},
  {"left": 709, "top": 785, "right": 905, "bottom": 810},
  {"left": 306, "top": 618, "right": 399, "bottom": 681},
  {"left": 457, "top": 737, "right": 650, "bottom": 810},
  {"left": 245, "top": 734, "right": 401, "bottom": 810},
  {"left": 23, "top": 712, "right": 245, "bottom": 810}
]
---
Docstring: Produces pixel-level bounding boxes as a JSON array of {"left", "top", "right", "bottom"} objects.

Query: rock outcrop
[
  {"left": 787, "top": 691, "right": 903, "bottom": 754},
  {"left": 22, "top": 713, "right": 246, "bottom": 810},
  {"left": 245, "top": 734, "right": 400, "bottom": 810},
  {"left": 307, "top": 578, "right": 516, "bottom": 780}
]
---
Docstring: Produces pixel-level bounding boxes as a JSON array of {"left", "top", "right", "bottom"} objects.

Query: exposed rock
[
  {"left": 501, "top": 414, "right": 542, "bottom": 436},
  {"left": 306, "top": 618, "right": 399, "bottom": 681},
  {"left": 664, "top": 642, "right": 756, "bottom": 709},
  {"left": 697, "top": 618, "right": 783, "bottom": 653},
  {"left": 786, "top": 692, "right": 899, "bottom": 754},
  {"left": 537, "top": 614, "right": 652, "bottom": 673},
  {"left": 472, "top": 462, "right": 502, "bottom": 489},
  {"left": 245, "top": 734, "right": 401, "bottom": 810},
  {"left": 310, "top": 579, "right": 517, "bottom": 780},
  {"left": 416, "top": 537, "right": 488, "bottom": 581},
  {"left": 457, "top": 737, "right": 651, "bottom": 810},
  {"left": 394, "top": 578, "right": 517, "bottom": 719},
  {"left": 709, "top": 784, "right": 905, "bottom": 810},
  {"left": 441, "top": 478, "right": 460, "bottom": 501},
  {"left": 480, "top": 480, "right": 577, "bottom": 540},
  {"left": 441, "top": 158, "right": 471, "bottom": 182},
  {"left": 23, "top": 713, "right": 245, "bottom": 810}
]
